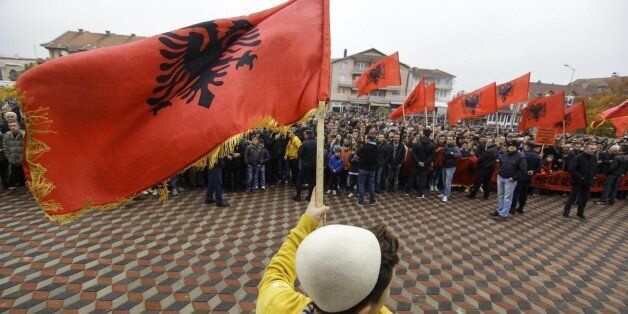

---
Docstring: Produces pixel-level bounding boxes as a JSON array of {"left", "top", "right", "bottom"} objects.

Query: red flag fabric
[
  {"left": 388, "top": 78, "right": 425, "bottom": 120},
  {"left": 518, "top": 92, "right": 565, "bottom": 132},
  {"left": 556, "top": 101, "right": 587, "bottom": 134},
  {"left": 425, "top": 82, "right": 436, "bottom": 111},
  {"left": 592, "top": 100, "right": 628, "bottom": 127},
  {"left": 355, "top": 52, "right": 401, "bottom": 96},
  {"left": 447, "top": 83, "right": 497, "bottom": 126},
  {"left": 610, "top": 116, "right": 628, "bottom": 136},
  {"left": 496, "top": 72, "right": 530, "bottom": 108},
  {"left": 16, "top": 0, "right": 330, "bottom": 221}
]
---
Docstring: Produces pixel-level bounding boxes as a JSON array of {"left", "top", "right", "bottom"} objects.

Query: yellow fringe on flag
[{"left": 19, "top": 93, "right": 317, "bottom": 223}]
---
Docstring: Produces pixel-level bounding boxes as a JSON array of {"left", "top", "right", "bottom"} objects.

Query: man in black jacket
[
  {"left": 563, "top": 143, "right": 598, "bottom": 220},
  {"left": 510, "top": 142, "right": 540, "bottom": 214},
  {"left": 385, "top": 133, "right": 405, "bottom": 193},
  {"left": 375, "top": 134, "right": 390, "bottom": 192},
  {"left": 467, "top": 138, "right": 498, "bottom": 199},
  {"left": 356, "top": 134, "right": 379, "bottom": 206},
  {"left": 598, "top": 145, "right": 627, "bottom": 205},
  {"left": 293, "top": 130, "right": 317, "bottom": 202},
  {"left": 405, "top": 129, "right": 435, "bottom": 198},
  {"left": 490, "top": 141, "right": 527, "bottom": 221}
]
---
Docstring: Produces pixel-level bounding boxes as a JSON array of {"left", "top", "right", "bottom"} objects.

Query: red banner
[
  {"left": 453, "top": 164, "right": 628, "bottom": 192},
  {"left": 530, "top": 171, "right": 628, "bottom": 192},
  {"left": 535, "top": 127, "right": 557, "bottom": 146},
  {"left": 452, "top": 157, "right": 478, "bottom": 186}
]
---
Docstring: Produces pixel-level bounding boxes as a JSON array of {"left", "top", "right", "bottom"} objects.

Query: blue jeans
[
  {"left": 375, "top": 165, "right": 384, "bottom": 190},
  {"left": 247, "top": 165, "right": 260, "bottom": 190},
  {"left": 441, "top": 167, "right": 456, "bottom": 198},
  {"left": 497, "top": 175, "right": 518, "bottom": 217},
  {"left": 357, "top": 169, "right": 376, "bottom": 204}
]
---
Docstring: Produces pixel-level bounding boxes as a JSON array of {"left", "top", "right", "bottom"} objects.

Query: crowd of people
[
  {"left": 1, "top": 99, "right": 26, "bottom": 190},
  {"left": 191, "top": 110, "right": 627, "bottom": 221},
  {"left": 2, "top": 102, "right": 626, "bottom": 220}
]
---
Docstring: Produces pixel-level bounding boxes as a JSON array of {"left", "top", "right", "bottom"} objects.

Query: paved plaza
[{"left": 0, "top": 186, "right": 626, "bottom": 313}]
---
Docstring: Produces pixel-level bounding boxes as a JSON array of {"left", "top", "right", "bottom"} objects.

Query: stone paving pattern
[{"left": 0, "top": 186, "right": 626, "bottom": 313}]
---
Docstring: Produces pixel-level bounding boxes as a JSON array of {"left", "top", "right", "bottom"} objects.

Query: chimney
[
  {"left": 343, "top": 49, "right": 347, "bottom": 58},
  {"left": 78, "top": 28, "right": 84, "bottom": 33},
  {"left": 105, "top": 30, "right": 111, "bottom": 35}
]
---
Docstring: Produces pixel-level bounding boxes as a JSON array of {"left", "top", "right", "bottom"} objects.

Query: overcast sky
[{"left": 1, "top": 0, "right": 626, "bottom": 91}]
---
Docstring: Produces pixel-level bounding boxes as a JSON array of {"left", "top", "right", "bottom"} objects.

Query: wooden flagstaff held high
[
  {"left": 424, "top": 107, "right": 428, "bottom": 127},
  {"left": 315, "top": 100, "right": 326, "bottom": 209}
]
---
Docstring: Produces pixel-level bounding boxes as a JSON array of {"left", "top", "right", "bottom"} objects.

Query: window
[
  {"left": 391, "top": 91, "right": 399, "bottom": 97},
  {"left": 357, "top": 62, "right": 367, "bottom": 70},
  {"left": 370, "top": 90, "right": 385, "bottom": 97},
  {"left": 339, "top": 75, "right": 346, "bottom": 82},
  {"left": 9, "top": 70, "right": 19, "bottom": 81},
  {"left": 338, "top": 87, "right": 349, "bottom": 95},
  {"left": 341, "top": 61, "right": 347, "bottom": 69}
]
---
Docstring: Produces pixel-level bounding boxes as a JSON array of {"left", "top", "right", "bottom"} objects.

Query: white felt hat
[{"left": 295, "top": 225, "right": 381, "bottom": 312}]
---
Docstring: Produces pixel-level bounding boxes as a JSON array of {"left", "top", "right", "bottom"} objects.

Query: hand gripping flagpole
[{"left": 316, "top": 100, "right": 326, "bottom": 226}]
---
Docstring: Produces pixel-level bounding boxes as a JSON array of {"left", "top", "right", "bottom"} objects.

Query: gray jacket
[{"left": 2, "top": 131, "right": 25, "bottom": 165}]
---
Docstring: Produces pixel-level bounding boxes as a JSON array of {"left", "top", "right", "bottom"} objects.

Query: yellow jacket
[
  {"left": 285, "top": 136, "right": 301, "bottom": 160},
  {"left": 256, "top": 215, "right": 392, "bottom": 314}
]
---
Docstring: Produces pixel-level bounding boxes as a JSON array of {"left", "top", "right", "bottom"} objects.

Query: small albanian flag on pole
[
  {"left": 16, "top": 0, "right": 330, "bottom": 221},
  {"left": 355, "top": 52, "right": 401, "bottom": 96},
  {"left": 447, "top": 83, "right": 497, "bottom": 126},
  {"left": 518, "top": 92, "right": 565, "bottom": 132},
  {"left": 389, "top": 77, "right": 425, "bottom": 120},
  {"left": 496, "top": 72, "right": 530, "bottom": 108},
  {"left": 556, "top": 101, "right": 587, "bottom": 134}
]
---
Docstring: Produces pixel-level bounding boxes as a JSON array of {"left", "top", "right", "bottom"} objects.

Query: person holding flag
[{"left": 257, "top": 187, "right": 399, "bottom": 313}]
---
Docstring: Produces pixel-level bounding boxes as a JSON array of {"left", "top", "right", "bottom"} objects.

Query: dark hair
[
  {"left": 304, "top": 129, "right": 313, "bottom": 138},
  {"left": 366, "top": 134, "right": 376, "bottom": 142},
  {"left": 423, "top": 129, "right": 432, "bottom": 137},
  {"left": 316, "top": 225, "right": 399, "bottom": 314}
]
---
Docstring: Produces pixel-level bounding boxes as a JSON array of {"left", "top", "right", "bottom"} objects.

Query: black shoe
[
  {"left": 466, "top": 194, "right": 475, "bottom": 199},
  {"left": 516, "top": 209, "right": 524, "bottom": 214},
  {"left": 216, "top": 202, "right": 230, "bottom": 208},
  {"left": 292, "top": 195, "right": 302, "bottom": 202},
  {"left": 563, "top": 215, "right": 570, "bottom": 219},
  {"left": 489, "top": 211, "right": 499, "bottom": 217},
  {"left": 354, "top": 201, "right": 364, "bottom": 207},
  {"left": 491, "top": 215, "right": 507, "bottom": 221},
  {"left": 204, "top": 199, "right": 215, "bottom": 204},
  {"left": 370, "top": 201, "right": 377, "bottom": 206},
  {"left": 576, "top": 215, "right": 587, "bottom": 221}
]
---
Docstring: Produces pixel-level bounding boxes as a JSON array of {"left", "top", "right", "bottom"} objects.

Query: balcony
[{"left": 352, "top": 67, "right": 366, "bottom": 75}]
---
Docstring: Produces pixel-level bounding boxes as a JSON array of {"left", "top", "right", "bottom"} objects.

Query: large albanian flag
[{"left": 16, "top": 0, "right": 330, "bottom": 221}]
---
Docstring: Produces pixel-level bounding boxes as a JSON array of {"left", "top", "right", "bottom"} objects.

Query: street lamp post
[{"left": 564, "top": 64, "right": 575, "bottom": 85}]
